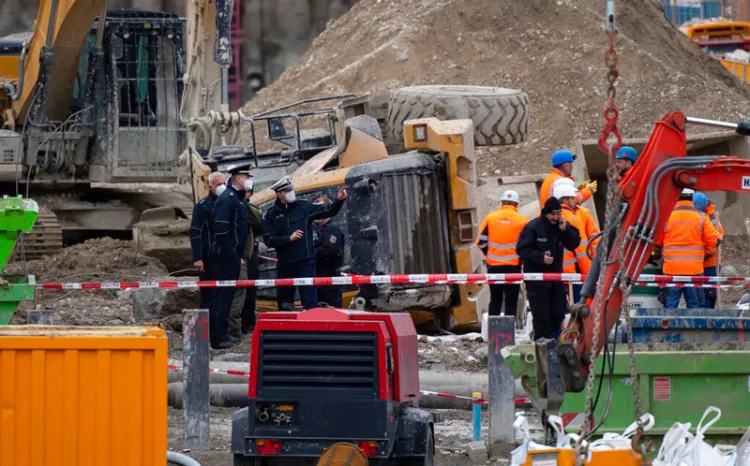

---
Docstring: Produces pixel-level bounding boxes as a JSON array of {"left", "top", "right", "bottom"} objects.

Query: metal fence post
[
  {"left": 183, "top": 309, "right": 210, "bottom": 450},
  {"left": 488, "top": 315, "right": 516, "bottom": 457},
  {"left": 27, "top": 310, "right": 54, "bottom": 325}
]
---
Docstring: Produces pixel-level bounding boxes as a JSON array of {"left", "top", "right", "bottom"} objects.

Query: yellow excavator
[{"left": 0, "top": 0, "right": 233, "bottom": 270}]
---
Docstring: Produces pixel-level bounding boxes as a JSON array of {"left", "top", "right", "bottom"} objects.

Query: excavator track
[{"left": 10, "top": 206, "right": 63, "bottom": 262}]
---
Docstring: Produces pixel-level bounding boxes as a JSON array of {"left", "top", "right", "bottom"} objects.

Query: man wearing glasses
[{"left": 516, "top": 197, "right": 581, "bottom": 340}]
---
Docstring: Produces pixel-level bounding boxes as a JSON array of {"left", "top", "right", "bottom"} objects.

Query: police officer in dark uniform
[
  {"left": 312, "top": 195, "right": 345, "bottom": 308},
  {"left": 189, "top": 171, "right": 226, "bottom": 311},
  {"left": 516, "top": 197, "right": 580, "bottom": 340},
  {"left": 262, "top": 176, "right": 348, "bottom": 311},
  {"left": 211, "top": 166, "right": 253, "bottom": 349}
]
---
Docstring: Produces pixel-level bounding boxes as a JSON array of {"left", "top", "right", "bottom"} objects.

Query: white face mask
[
  {"left": 243, "top": 179, "right": 254, "bottom": 191},
  {"left": 215, "top": 184, "right": 226, "bottom": 196},
  {"left": 285, "top": 190, "right": 296, "bottom": 203}
]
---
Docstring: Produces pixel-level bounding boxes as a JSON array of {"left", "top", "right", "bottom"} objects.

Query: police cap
[{"left": 271, "top": 176, "right": 294, "bottom": 192}]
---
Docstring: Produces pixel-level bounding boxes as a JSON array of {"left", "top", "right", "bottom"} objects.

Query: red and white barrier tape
[
  {"left": 37, "top": 273, "right": 750, "bottom": 290},
  {"left": 165, "top": 364, "right": 531, "bottom": 406}
]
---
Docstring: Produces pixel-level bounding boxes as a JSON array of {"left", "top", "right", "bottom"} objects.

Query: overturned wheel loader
[{"left": 190, "top": 86, "right": 530, "bottom": 331}]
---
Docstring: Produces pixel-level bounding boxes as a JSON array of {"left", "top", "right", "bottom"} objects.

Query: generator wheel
[
  {"left": 391, "top": 427, "right": 434, "bottom": 466},
  {"left": 386, "top": 85, "right": 530, "bottom": 147}
]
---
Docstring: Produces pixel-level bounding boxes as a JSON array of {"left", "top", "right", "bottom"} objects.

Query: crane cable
[{"left": 574, "top": 1, "right": 654, "bottom": 463}]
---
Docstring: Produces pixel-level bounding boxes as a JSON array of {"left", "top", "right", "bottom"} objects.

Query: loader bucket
[{"left": 0, "top": 195, "right": 39, "bottom": 324}]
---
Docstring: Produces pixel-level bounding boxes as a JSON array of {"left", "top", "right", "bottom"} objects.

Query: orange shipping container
[{"left": 0, "top": 326, "right": 168, "bottom": 466}]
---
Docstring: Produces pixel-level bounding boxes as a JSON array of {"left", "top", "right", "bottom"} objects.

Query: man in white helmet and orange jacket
[{"left": 476, "top": 190, "right": 529, "bottom": 317}]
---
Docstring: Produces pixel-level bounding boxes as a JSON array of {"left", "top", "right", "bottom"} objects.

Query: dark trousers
[
  {"left": 526, "top": 282, "right": 568, "bottom": 340},
  {"left": 199, "top": 258, "right": 215, "bottom": 311},
  {"left": 665, "top": 274, "right": 701, "bottom": 309},
  {"left": 277, "top": 259, "right": 318, "bottom": 311},
  {"left": 488, "top": 265, "right": 521, "bottom": 317},
  {"left": 242, "top": 253, "right": 260, "bottom": 330},
  {"left": 703, "top": 266, "right": 718, "bottom": 309},
  {"left": 317, "top": 265, "right": 343, "bottom": 308},
  {"left": 211, "top": 255, "right": 241, "bottom": 345}
]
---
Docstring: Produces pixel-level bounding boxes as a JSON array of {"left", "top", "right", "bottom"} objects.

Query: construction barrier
[{"left": 36, "top": 273, "right": 750, "bottom": 290}]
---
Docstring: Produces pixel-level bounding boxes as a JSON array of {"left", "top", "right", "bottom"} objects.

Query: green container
[
  {"left": 504, "top": 344, "right": 750, "bottom": 445},
  {"left": 633, "top": 266, "right": 661, "bottom": 297},
  {"left": 0, "top": 195, "right": 39, "bottom": 324}
]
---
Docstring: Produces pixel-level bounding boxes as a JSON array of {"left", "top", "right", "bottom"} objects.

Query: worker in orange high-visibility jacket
[
  {"left": 476, "top": 190, "right": 529, "bottom": 317},
  {"left": 693, "top": 193, "right": 724, "bottom": 308},
  {"left": 539, "top": 150, "right": 597, "bottom": 207},
  {"left": 657, "top": 188, "right": 722, "bottom": 309},
  {"left": 554, "top": 184, "right": 590, "bottom": 304},
  {"left": 553, "top": 178, "right": 601, "bottom": 259}
]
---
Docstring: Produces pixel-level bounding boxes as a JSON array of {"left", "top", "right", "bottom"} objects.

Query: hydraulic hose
[{"left": 167, "top": 451, "right": 203, "bottom": 466}]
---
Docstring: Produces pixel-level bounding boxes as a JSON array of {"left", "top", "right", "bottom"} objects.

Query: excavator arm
[{"left": 537, "top": 110, "right": 750, "bottom": 412}]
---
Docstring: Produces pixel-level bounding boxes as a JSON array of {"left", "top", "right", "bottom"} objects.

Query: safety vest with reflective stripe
[
  {"left": 578, "top": 205, "right": 600, "bottom": 258},
  {"left": 476, "top": 205, "right": 529, "bottom": 266},
  {"left": 660, "top": 200, "right": 721, "bottom": 276},
  {"left": 539, "top": 168, "right": 593, "bottom": 207},
  {"left": 561, "top": 205, "right": 591, "bottom": 274},
  {"left": 704, "top": 203, "right": 724, "bottom": 268}
]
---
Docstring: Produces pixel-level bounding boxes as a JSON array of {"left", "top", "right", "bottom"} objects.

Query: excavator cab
[{"left": 0, "top": 9, "right": 186, "bottom": 185}]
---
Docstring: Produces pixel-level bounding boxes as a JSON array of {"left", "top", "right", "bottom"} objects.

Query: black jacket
[
  {"left": 516, "top": 216, "right": 581, "bottom": 274},
  {"left": 262, "top": 198, "right": 344, "bottom": 263},
  {"left": 314, "top": 221, "right": 345, "bottom": 273},
  {"left": 189, "top": 193, "right": 217, "bottom": 261},
  {"left": 212, "top": 185, "right": 249, "bottom": 259}
]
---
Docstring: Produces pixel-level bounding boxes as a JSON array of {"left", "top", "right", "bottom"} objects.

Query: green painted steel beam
[{"left": 0, "top": 195, "right": 39, "bottom": 324}]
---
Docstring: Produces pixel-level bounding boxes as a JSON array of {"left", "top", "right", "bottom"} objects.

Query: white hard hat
[
  {"left": 553, "top": 176, "right": 580, "bottom": 192},
  {"left": 682, "top": 188, "right": 695, "bottom": 195},
  {"left": 501, "top": 190, "right": 520, "bottom": 203},
  {"left": 554, "top": 185, "right": 577, "bottom": 200}
]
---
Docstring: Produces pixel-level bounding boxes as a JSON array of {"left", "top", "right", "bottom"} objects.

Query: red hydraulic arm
[{"left": 569, "top": 110, "right": 750, "bottom": 380}]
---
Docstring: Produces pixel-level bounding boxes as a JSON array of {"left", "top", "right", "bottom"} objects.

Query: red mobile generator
[{"left": 231, "top": 308, "right": 435, "bottom": 465}]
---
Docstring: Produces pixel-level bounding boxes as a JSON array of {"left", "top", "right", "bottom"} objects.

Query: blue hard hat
[
  {"left": 616, "top": 146, "right": 638, "bottom": 163},
  {"left": 692, "top": 192, "right": 708, "bottom": 212},
  {"left": 551, "top": 150, "right": 576, "bottom": 167}
]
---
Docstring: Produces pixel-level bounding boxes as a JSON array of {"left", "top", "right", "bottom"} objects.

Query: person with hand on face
[
  {"left": 262, "top": 176, "right": 348, "bottom": 311},
  {"left": 516, "top": 197, "right": 581, "bottom": 340},
  {"left": 189, "top": 171, "right": 226, "bottom": 313},
  {"left": 210, "top": 166, "right": 254, "bottom": 349}
]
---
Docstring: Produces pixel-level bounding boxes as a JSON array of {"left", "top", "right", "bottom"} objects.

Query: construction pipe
[
  {"left": 167, "top": 451, "right": 203, "bottom": 466},
  {"left": 166, "top": 381, "right": 523, "bottom": 411},
  {"left": 168, "top": 360, "right": 524, "bottom": 395}
]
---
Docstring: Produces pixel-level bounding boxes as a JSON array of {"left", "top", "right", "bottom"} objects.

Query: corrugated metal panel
[
  {"left": 0, "top": 326, "right": 168, "bottom": 466},
  {"left": 381, "top": 171, "right": 450, "bottom": 274}
]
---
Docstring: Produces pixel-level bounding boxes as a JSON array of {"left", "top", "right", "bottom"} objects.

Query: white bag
[
  {"left": 654, "top": 406, "right": 737, "bottom": 466},
  {"left": 509, "top": 414, "right": 559, "bottom": 466},
  {"left": 588, "top": 413, "right": 656, "bottom": 455}
]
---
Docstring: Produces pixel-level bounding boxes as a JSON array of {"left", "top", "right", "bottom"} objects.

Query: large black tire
[
  {"left": 386, "top": 85, "right": 530, "bottom": 147},
  {"left": 391, "top": 427, "right": 434, "bottom": 466}
]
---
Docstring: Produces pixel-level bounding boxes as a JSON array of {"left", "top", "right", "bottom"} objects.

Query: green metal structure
[
  {"left": 0, "top": 195, "right": 38, "bottom": 324},
  {"left": 504, "top": 343, "right": 750, "bottom": 445}
]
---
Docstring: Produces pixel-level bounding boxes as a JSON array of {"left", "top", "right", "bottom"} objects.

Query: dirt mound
[
  {"left": 21, "top": 237, "right": 168, "bottom": 283},
  {"left": 241, "top": 0, "right": 750, "bottom": 175},
  {"left": 7, "top": 238, "right": 170, "bottom": 326}
]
